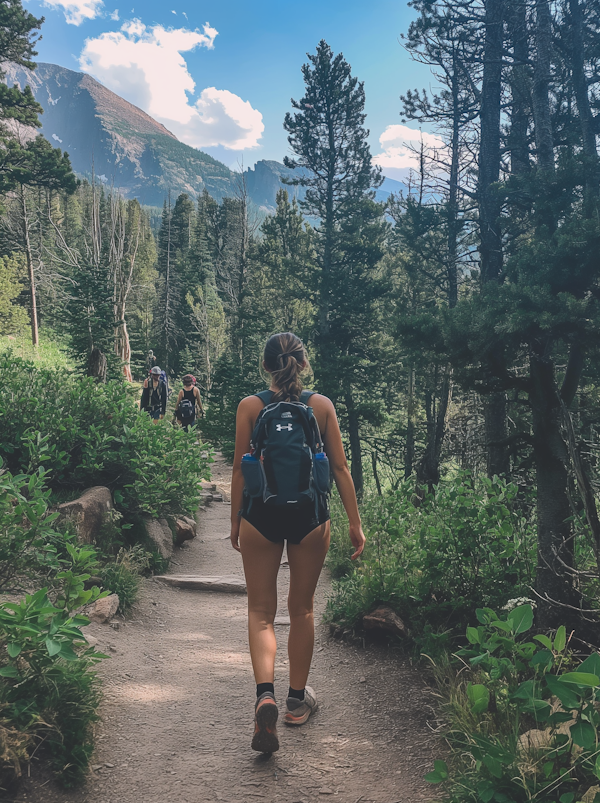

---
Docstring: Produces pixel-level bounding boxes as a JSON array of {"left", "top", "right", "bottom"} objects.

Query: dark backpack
[
  {"left": 242, "top": 390, "right": 330, "bottom": 511},
  {"left": 177, "top": 398, "right": 195, "bottom": 422}
]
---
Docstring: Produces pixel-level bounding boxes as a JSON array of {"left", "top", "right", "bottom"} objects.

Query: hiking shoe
[
  {"left": 251, "top": 692, "right": 279, "bottom": 753},
  {"left": 284, "top": 686, "right": 318, "bottom": 726}
]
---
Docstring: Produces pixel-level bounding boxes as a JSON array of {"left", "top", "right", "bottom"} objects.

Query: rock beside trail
[
  {"left": 154, "top": 575, "right": 247, "bottom": 593},
  {"left": 174, "top": 517, "right": 197, "bottom": 546},
  {"left": 142, "top": 517, "right": 173, "bottom": 560},
  {"left": 87, "top": 594, "right": 120, "bottom": 623},
  {"left": 363, "top": 606, "right": 410, "bottom": 638},
  {"left": 57, "top": 486, "right": 113, "bottom": 543}
]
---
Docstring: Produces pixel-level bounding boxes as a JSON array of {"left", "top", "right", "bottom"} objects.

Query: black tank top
[{"left": 182, "top": 388, "right": 196, "bottom": 418}]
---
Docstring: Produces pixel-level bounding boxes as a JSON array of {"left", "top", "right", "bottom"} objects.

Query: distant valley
[{"left": 3, "top": 62, "right": 405, "bottom": 211}]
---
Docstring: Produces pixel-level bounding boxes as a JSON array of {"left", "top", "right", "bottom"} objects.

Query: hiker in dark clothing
[
  {"left": 175, "top": 374, "right": 203, "bottom": 431},
  {"left": 140, "top": 365, "right": 167, "bottom": 423},
  {"left": 145, "top": 350, "right": 157, "bottom": 374}
]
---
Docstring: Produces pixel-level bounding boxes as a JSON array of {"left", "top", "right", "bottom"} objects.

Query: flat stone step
[{"left": 154, "top": 575, "right": 247, "bottom": 593}]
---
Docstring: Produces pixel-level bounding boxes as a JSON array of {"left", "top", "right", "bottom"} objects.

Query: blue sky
[{"left": 25, "top": 0, "right": 441, "bottom": 179}]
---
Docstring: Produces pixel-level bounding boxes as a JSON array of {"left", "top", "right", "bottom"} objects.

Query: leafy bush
[
  {"left": 326, "top": 472, "right": 536, "bottom": 637},
  {"left": 0, "top": 590, "right": 104, "bottom": 786},
  {"left": 426, "top": 604, "right": 600, "bottom": 803},
  {"left": 0, "top": 469, "right": 62, "bottom": 593},
  {"left": 0, "top": 351, "right": 213, "bottom": 520},
  {"left": 99, "top": 546, "right": 151, "bottom": 613},
  {"left": 0, "top": 470, "right": 107, "bottom": 787}
]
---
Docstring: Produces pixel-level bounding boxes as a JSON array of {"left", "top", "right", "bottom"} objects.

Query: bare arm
[{"left": 320, "top": 397, "right": 365, "bottom": 560}]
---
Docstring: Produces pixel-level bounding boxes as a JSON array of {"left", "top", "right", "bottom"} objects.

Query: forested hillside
[{"left": 2, "top": 0, "right": 600, "bottom": 798}]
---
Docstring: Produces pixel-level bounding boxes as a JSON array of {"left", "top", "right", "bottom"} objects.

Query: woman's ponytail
[{"left": 263, "top": 333, "right": 308, "bottom": 402}]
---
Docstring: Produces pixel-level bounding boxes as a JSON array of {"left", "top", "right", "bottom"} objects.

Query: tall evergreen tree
[{"left": 284, "top": 40, "right": 386, "bottom": 493}]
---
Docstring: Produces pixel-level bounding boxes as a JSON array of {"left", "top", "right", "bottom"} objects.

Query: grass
[{"left": 0, "top": 332, "right": 74, "bottom": 371}]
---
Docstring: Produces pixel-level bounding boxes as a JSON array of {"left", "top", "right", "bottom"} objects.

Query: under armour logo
[{"left": 276, "top": 423, "right": 293, "bottom": 432}]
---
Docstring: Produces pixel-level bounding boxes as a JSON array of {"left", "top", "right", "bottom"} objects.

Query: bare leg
[
  {"left": 239, "top": 519, "right": 284, "bottom": 684},
  {"left": 286, "top": 522, "right": 330, "bottom": 690}
]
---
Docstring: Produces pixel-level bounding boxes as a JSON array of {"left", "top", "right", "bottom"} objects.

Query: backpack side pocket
[
  {"left": 241, "top": 453, "right": 265, "bottom": 498},
  {"left": 313, "top": 452, "right": 331, "bottom": 495}
]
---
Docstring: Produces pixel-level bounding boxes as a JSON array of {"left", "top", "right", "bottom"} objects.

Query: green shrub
[
  {"left": 0, "top": 589, "right": 105, "bottom": 786},
  {"left": 326, "top": 472, "right": 536, "bottom": 638},
  {"left": 0, "top": 351, "right": 213, "bottom": 520},
  {"left": 99, "top": 546, "right": 151, "bottom": 613},
  {"left": 0, "top": 471, "right": 107, "bottom": 786},
  {"left": 0, "top": 469, "right": 62, "bottom": 593},
  {"left": 425, "top": 604, "right": 600, "bottom": 803}
]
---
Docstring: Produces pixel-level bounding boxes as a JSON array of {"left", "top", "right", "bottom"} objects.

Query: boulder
[
  {"left": 174, "top": 518, "right": 196, "bottom": 546},
  {"left": 87, "top": 594, "right": 119, "bottom": 623},
  {"left": 57, "top": 487, "right": 113, "bottom": 544},
  {"left": 362, "top": 606, "right": 410, "bottom": 638},
  {"left": 142, "top": 517, "right": 173, "bottom": 560},
  {"left": 181, "top": 515, "right": 197, "bottom": 532}
]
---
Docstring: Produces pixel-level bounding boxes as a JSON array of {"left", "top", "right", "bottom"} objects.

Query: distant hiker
[
  {"left": 175, "top": 374, "right": 203, "bottom": 430},
  {"left": 230, "top": 332, "right": 365, "bottom": 754},
  {"left": 145, "top": 350, "right": 157, "bottom": 374},
  {"left": 141, "top": 365, "right": 167, "bottom": 422}
]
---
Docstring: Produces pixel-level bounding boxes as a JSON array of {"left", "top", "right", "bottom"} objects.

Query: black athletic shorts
[{"left": 241, "top": 494, "right": 330, "bottom": 545}]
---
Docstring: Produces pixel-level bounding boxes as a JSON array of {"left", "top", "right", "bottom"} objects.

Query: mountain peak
[{"left": 2, "top": 61, "right": 405, "bottom": 210}]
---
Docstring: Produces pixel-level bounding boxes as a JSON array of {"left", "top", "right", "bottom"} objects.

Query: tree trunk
[
  {"left": 405, "top": 365, "right": 416, "bottom": 479},
  {"left": 115, "top": 303, "right": 133, "bottom": 382},
  {"left": 87, "top": 347, "right": 107, "bottom": 383},
  {"left": 20, "top": 187, "right": 39, "bottom": 347},
  {"left": 568, "top": 0, "right": 599, "bottom": 200},
  {"left": 372, "top": 451, "right": 382, "bottom": 496},
  {"left": 479, "top": 0, "right": 508, "bottom": 476},
  {"left": 484, "top": 392, "right": 510, "bottom": 476},
  {"left": 345, "top": 391, "right": 363, "bottom": 496},
  {"left": 532, "top": 0, "right": 555, "bottom": 173},
  {"left": 530, "top": 353, "right": 579, "bottom": 629},
  {"left": 164, "top": 192, "right": 172, "bottom": 375},
  {"left": 417, "top": 368, "right": 452, "bottom": 489},
  {"left": 508, "top": 0, "right": 531, "bottom": 176}
]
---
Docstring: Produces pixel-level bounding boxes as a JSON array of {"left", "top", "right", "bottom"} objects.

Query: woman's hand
[
  {"left": 349, "top": 523, "right": 365, "bottom": 560},
  {"left": 230, "top": 520, "right": 241, "bottom": 552}
]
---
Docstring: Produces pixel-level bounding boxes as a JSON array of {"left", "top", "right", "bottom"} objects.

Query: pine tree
[{"left": 284, "top": 40, "right": 386, "bottom": 493}]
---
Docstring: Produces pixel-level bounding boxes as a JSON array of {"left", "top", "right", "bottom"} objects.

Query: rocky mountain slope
[
  {"left": 3, "top": 62, "right": 405, "bottom": 210},
  {"left": 4, "top": 62, "right": 235, "bottom": 206}
]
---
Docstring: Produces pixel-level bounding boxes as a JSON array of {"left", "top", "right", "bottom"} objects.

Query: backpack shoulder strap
[{"left": 255, "top": 390, "right": 274, "bottom": 406}]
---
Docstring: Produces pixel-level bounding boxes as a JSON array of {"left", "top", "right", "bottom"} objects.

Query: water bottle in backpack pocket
[
  {"left": 313, "top": 451, "right": 331, "bottom": 495},
  {"left": 241, "top": 453, "right": 265, "bottom": 498}
]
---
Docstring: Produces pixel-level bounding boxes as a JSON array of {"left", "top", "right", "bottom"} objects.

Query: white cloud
[
  {"left": 373, "top": 124, "right": 444, "bottom": 170},
  {"left": 110, "top": 8, "right": 119, "bottom": 20},
  {"left": 79, "top": 20, "right": 264, "bottom": 150},
  {"left": 51, "top": 133, "right": 63, "bottom": 142},
  {"left": 42, "top": 0, "right": 103, "bottom": 25}
]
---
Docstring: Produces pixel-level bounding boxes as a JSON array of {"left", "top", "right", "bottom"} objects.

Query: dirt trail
[{"left": 14, "top": 459, "right": 437, "bottom": 803}]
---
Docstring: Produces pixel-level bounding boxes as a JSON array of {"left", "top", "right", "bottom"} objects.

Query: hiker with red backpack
[
  {"left": 230, "top": 332, "right": 365, "bottom": 754},
  {"left": 140, "top": 365, "right": 168, "bottom": 422},
  {"left": 175, "top": 375, "right": 203, "bottom": 431}
]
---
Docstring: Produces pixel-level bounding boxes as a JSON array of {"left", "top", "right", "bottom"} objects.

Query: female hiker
[
  {"left": 140, "top": 365, "right": 167, "bottom": 423},
  {"left": 175, "top": 374, "right": 203, "bottom": 430},
  {"left": 230, "top": 332, "right": 365, "bottom": 753}
]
